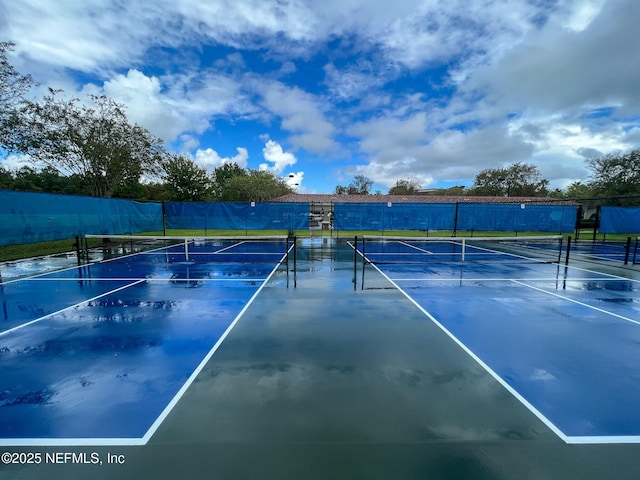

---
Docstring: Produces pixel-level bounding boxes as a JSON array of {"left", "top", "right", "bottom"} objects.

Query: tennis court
[{"left": 2, "top": 235, "right": 640, "bottom": 479}]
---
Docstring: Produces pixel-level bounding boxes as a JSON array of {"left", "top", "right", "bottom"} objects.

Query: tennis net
[
  {"left": 358, "top": 235, "right": 565, "bottom": 265},
  {"left": 82, "top": 234, "right": 294, "bottom": 264}
]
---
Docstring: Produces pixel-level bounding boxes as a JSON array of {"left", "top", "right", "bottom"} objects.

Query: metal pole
[
  {"left": 624, "top": 236, "right": 632, "bottom": 265},
  {"left": 557, "top": 237, "right": 564, "bottom": 264},
  {"left": 75, "top": 235, "right": 81, "bottom": 265},
  {"left": 162, "top": 201, "right": 167, "bottom": 236},
  {"left": 565, "top": 236, "right": 572, "bottom": 265},
  {"left": 353, "top": 236, "right": 358, "bottom": 291},
  {"left": 361, "top": 236, "right": 366, "bottom": 290}
]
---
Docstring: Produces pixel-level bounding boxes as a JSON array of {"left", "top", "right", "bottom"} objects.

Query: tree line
[
  {"left": 340, "top": 155, "right": 640, "bottom": 206},
  {"left": 2, "top": 41, "right": 639, "bottom": 205},
  {"left": 0, "top": 42, "right": 293, "bottom": 202}
]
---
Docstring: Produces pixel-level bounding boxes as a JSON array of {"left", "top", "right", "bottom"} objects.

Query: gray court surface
[{"left": 2, "top": 237, "right": 640, "bottom": 479}]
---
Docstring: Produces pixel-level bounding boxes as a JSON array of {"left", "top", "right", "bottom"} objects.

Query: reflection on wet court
[{"left": 3, "top": 236, "right": 640, "bottom": 479}]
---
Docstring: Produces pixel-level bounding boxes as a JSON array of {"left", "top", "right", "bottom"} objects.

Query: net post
[
  {"left": 361, "top": 236, "right": 366, "bottom": 290},
  {"left": 293, "top": 235, "right": 297, "bottom": 288},
  {"left": 184, "top": 238, "right": 189, "bottom": 261},
  {"left": 353, "top": 236, "right": 358, "bottom": 291},
  {"left": 565, "top": 235, "right": 572, "bottom": 265},
  {"left": 286, "top": 236, "right": 290, "bottom": 288},
  {"left": 75, "top": 235, "right": 82, "bottom": 266},
  {"left": 162, "top": 201, "right": 167, "bottom": 236},
  {"left": 624, "top": 236, "right": 632, "bottom": 265},
  {"left": 461, "top": 238, "right": 466, "bottom": 262},
  {"left": 557, "top": 236, "right": 564, "bottom": 264}
]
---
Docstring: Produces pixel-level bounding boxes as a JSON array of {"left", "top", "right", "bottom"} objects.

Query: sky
[{"left": 1, "top": 0, "right": 639, "bottom": 194}]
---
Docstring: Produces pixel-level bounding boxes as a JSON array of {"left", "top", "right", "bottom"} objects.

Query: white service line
[
  {"left": 140, "top": 249, "right": 289, "bottom": 444},
  {"left": 0, "top": 279, "right": 146, "bottom": 337},
  {"left": 364, "top": 259, "right": 569, "bottom": 444},
  {"left": 510, "top": 279, "right": 640, "bottom": 326}
]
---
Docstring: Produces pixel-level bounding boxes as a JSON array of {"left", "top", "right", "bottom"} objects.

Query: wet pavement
[{"left": 2, "top": 238, "right": 640, "bottom": 478}]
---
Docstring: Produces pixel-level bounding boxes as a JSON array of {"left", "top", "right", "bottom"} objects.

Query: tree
[
  {"left": 211, "top": 162, "right": 248, "bottom": 200},
  {"left": 587, "top": 149, "right": 640, "bottom": 203},
  {"left": 563, "top": 181, "right": 593, "bottom": 199},
  {"left": 223, "top": 169, "right": 293, "bottom": 202},
  {"left": 163, "top": 155, "right": 211, "bottom": 201},
  {"left": 0, "top": 166, "right": 12, "bottom": 189},
  {"left": 0, "top": 41, "right": 33, "bottom": 155},
  {"left": 16, "top": 91, "right": 167, "bottom": 197},
  {"left": 388, "top": 177, "right": 421, "bottom": 195},
  {"left": 334, "top": 174, "right": 374, "bottom": 195},
  {"left": 468, "top": 162, "right": 549, "bottom": 197}
]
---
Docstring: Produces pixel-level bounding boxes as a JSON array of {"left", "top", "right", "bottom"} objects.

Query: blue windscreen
[
  {"left": 0, "top": 190, "right": 162, "bottom": 246},
  {"left": 333, "top": 202, "right": 577, "bottom": 233},
  {"left": 599, "top": 207, "right": 640, "bottom": 234},
  {"left": 164, "top": 202, "right": 310, "bottom": 231},
  {"left": 456, "top": 203, "right": 578, "bottom": 232},
  {"left": 333, "top": 203, "right": 456, "bottom": 231}
]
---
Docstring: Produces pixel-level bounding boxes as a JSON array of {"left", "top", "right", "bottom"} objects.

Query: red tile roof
[{"left": 272, "top": 193, "right": 579, "bottom": 205}]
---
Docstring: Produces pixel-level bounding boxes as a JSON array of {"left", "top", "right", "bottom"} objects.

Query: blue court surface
[
  {"left": 3, "top": 236, "right": 640, "bottom": 479},
  {"left": 359, "top": 237, "right": 640, "bottom": 443},
  {"left": 0, "top": 239, "right": 290, "bottom": 444}
]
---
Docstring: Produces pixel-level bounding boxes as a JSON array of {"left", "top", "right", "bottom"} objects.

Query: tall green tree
[
  {"left": 17, "top": 91, "right": 167, "bottom": 197},
  {"left": 563, "top": 181, "right": 593, "bottom": 199},
  {"left": 0, "top": 41, "right": 33, "bottom": 155},
  {"left": 468, "top": 162, "right": 549, "bottom": 197},
  {"left": 163, "top": 155, "right": 211, "bottom": 201},
  {"left": 587, "top": 149, "right": 640, "bottom": 203},
  {"left": 335, "top": 174, "right": 374, "bottom": 195},
  {"left": 211, "top": 162, "right": 248, "bottom": 200},
  {"left": 388, "top": 177, "right": 421, "bottom": 195},
  {"left": 222, "top": 169, "right": 293, "bottom": 202}
]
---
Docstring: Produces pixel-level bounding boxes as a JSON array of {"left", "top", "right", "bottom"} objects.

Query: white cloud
[
  {"left": 194, "top": 147, "right": 249, "bottom": 172},
  {"left": 258, "top": 81, "right": 337, "bottom": 154},
  {"left": 4, "top": 0, "right": 639, "bottom": 193},
  {"left": 0, "top": 154, "right": 32, "bottom": 171},
  {"left": 563, "top": 0, "right": 606, "bottom": 32},
  {"left": 260, "top": 140, "right": 297, "bottom": 174},
  {"left": 284, "top": 171, "right": 304, "bottom": 190}
]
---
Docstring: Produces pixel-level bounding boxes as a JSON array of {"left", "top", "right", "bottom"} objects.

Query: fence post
[{"left": 453, "top": 202, "right": 459, "bottom": 237}]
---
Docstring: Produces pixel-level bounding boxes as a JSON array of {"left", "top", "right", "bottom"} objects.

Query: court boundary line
[
  {"left": 388, "top": 276, "right": 636, "bottom": 282},
  {"left": 19, "top": 277, "right": 274, "bottom": 282},
  {"left": 140, "top": 249, "right": 289, "bottom": 444},
  {"left": 510, "top": 279, "right": 640, "bottom": 326},
  {"left": 0, "top": 243, "right": 177, "bottom": 286},
  {"left": 359, "top": 244, "right": 640, "bottom": 444},
  {"left": 361, "top": 256, "right": 570, "bottom": 444},
  {"left": 0, "top": 249, "right": 290, "bottom": 446},
  {"left": 0, "top": 279, "right": 146, "bottom": 338}
]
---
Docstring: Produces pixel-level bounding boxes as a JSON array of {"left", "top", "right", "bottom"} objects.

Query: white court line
[
  {"left": 363, "top": 257, "right": 569, "bottom": 444},
  {"left": 0, "top": 280, "right": 146, "bottom": 337},
  {"left": 0, "top": 264, "right": 95, "bottom": 285},
  {"left": 0, "top": 243, "right": 178, "bottom": 286},
  {"left": 389, "top": 276, "right": 633, "bottom": 282},
  {"left": 355, "top": 242, "right": 640, "bottom": 443},
  {"left": 510, "top": 279, "right": 640, "bottom": 326},
  {"left": 0, "top": 248, "right": 291, "bottom": 446},
  {"left": 398, "top": 241, "right": 434, "bottom": 254},
  {"left": 140, "top": 248, "right": 290, "bottom": 445},
  {"left": 21, "top": 277, "right": 271, "bottom": 282}
]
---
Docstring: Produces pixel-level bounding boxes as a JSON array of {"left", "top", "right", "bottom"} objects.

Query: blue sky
[{"left": 1, "top": 0, "right": 640, "bottom": 194}]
